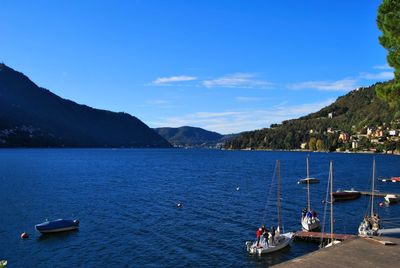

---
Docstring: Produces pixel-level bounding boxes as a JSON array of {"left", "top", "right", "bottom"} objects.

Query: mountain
[
  {"left": 0, "top": 64, "right": 171, "bottom": 148},
  {"left": 224, "top": 81, "right": 400, "bottom": 152},
  {"left": 153, "top": 126, "right": 225, "bottom": 147}
]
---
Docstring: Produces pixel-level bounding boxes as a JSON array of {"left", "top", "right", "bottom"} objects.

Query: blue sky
[{"left": 0, "top": 0, "right": 393, "bottom": 134}]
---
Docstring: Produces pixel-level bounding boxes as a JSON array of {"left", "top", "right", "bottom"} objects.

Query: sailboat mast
[
  {"left": 330, "top": 161, "right": 334, "bottom": 242},
  {"left": 307, "top": 156, "right": 311, "bottom": 211},
  {"left": 277, "top": 160, "right": 281, "bottom": 228},
  {"left": 307, "top": 179, "right": 311, "bottom": 211},
  {"left": 371, "top": 158, "right": 375, "bottom": 216}
]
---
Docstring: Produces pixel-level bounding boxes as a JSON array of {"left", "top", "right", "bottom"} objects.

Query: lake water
[{"left": 0, "top": 149, "right": 399, "bottom": 267}]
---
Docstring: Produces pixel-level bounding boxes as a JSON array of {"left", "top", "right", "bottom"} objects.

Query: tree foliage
[{"left": 376, "top": 0, "right": 400, "bottom": 105}]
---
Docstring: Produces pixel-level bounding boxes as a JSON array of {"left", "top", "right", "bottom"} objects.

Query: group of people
[
  {"left": 256, "top": 224, "right": 279, "bottom": 248},
  {"left": 302, "top": 208, "right": 317, "bottom": 219},
  {"left": 364, "top": 214, "right": 381, "bottom": 230},
  {"left": 359, "top": 213, "right": 381, "bottom": 236}
]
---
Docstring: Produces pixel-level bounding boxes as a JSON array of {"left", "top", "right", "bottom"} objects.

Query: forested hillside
[{"left": 224, "top": 81, "right": 400, "bottom": 153}]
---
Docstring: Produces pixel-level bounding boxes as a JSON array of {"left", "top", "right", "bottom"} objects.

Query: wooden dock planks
[{"left": 294, "top": 231, "right": 355, "bottom": 241}]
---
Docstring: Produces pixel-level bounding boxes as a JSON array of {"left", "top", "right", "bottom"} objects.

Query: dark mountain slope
[{"left": 0, "top": 64, "right": 171, "bottom": 147}]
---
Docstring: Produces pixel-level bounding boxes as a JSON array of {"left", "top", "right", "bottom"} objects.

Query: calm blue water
[{"left": 0, "top": 149, "right": 399, "bottom": 267}]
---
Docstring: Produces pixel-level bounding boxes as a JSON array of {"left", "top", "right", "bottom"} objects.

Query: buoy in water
[
  {"left": 20, "top": 232, "right": 29, "bottom": 239},
  {"left": 177, "top": 203, "right": 183, "bottom": 208},
  {"left": 236, "top": 186, "right": 240, "bottom": 191}
]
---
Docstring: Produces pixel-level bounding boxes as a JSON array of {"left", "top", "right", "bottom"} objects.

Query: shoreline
[{"left": 223, "top": 147, "right": 400, "bottom": 155}]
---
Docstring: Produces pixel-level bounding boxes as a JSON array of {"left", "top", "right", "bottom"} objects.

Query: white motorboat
[{"left": 384, "top": 194, "right": 400, "bottom": 204}]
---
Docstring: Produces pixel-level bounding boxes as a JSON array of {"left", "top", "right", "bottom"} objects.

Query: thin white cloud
[
  {"left": 152, "top": 75, "right": 197, "bottom": 85},
  {"left": 151, "top": 99, "right": 334, "bottom": 134},
  {"left": 235, "top": 96, "right": 270, "bottom": 102},
  {"left": 373, "top": 64, "right": 392, "bottom": 70},
  {"left": 359, "top": 71, "right": 394, "bottom": 80},
  {"left": 288, "top": 79, "right": 358, "bottom": 91},
  {"left": 203, "top": 73, "right": 273, "bottom": 89}
]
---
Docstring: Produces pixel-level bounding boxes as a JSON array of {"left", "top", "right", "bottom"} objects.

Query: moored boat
[
  {"left": 384, "top": 194, "right": 400, "bottom": 204},
  {"left": 297, "top": 177, "right": 319, "bottom": 184},
  {"left": 300, "top": 156, "right": 321, "bottom": 231},
  {"left": 35, "top": 219, "right": 79, "bottom": 234},
  {"left": 246, "top": 160, "right": 294, "bottom": 255},
  {"left": 358, "top": 159, "right": 381, "bottom": 237},
  {"left": 332, "top": 188, "right": 361, "bottom": 202},
  {"left": 381, "top": 177, "right": 400, "bottom": 183},
  {"left": 323, "top": 161, "right": 341, "bottom": 248}
]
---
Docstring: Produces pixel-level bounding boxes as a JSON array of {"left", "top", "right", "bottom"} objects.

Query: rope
[
  {"left": 261, "top": 161, "right": 277, "bottom": 225},
  {"left": 319, "top": 164, "right": 331, "bottom": 248}
]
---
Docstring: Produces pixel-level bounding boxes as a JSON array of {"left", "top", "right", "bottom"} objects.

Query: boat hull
[
  {"left": 298, "top": 177, "right": 319, "bottom": 184},
  {"left": 301, "top": 216, "right": 321, "bottom": 231},
  {"left": 325, "top": 240, "right": 341, "bottom": 248},
  {"left": 332, "top": 191, "right": 361, "bottom": 201},
  {"left": 384, "top": 194, "right": 400, "bottom": 204},
  {"left": 35, "top": 219, "right": 79, "bottom": 234},
  {"left": 246, "top": 232, "right": 294, "bottom": 255}
]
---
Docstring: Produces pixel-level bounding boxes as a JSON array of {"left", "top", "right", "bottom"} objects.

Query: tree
[
  {"left": 376, "top": 0, "right": 400, "bottom": 105},
  {"left": 316, "top": 139, "right": 325, "bottom": 151},
  {"left": 309, "top": 137, "right": 317, "bottom": 151}
]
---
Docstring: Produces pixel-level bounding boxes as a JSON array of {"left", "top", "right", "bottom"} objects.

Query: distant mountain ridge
[
  {"left": 154, "top": 126, "right": 226, "bottom": 147},
  {"left": 0, "top": 64, "right": 171, "bottom": 148}
]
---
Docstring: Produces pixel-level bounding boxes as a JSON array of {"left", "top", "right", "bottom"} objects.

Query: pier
[
  {"left": 294, "top": 231, "right": 355, "bottom": 242},
  {"left": 273, "top": 236, "right": 400, "bottom": 268},
  {"left": 359, "top": 191, "right": 399, "bottom": 198}
]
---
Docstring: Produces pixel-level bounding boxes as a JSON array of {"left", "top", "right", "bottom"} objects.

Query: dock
[
  {"left": 294, "top": 231, "right": 355, "bottom": 242},
  {"left": 359, "top": 191, "right": 399, "bottom": 198},
  {"left": 273, "top": 236, "right": 400, "bottom": 268}
]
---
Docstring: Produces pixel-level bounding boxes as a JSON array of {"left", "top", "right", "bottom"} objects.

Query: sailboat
[
  {"left": 325, "top": 160, "right": 341, "bottom": 247},
  {"left": 246, "top": 160, "right": 294, "bottom": 255},
  {"left": 297, "top": 156, "right": 319, "bottom": 184},
  {"left": 301, "top": 156, "right": 321, "bottom": 231},
  {"left": 358, "top": 158, "right": 381, "bottom": 236}
]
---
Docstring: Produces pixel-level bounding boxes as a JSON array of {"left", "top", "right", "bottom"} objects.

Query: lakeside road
[{"left": 272, "top": 236, "right": 400, "bottom": 268}]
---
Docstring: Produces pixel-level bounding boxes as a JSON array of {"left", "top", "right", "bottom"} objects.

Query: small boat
[
  {"left": 246, "top": 232, "right": 294, "bottom": 255},
  {"left": 297, "top": 178, "right": 319, "bottom": 184},
  {"left": 322, "top": 161, "right": 341, "bottom": 248},
  {"left": 384, "top": 194, "right": 400, "bottom": 204},
  {"left": 246, "top": 160, "right": 294, "bottom": 255},
  {"left": 300, "top": 156, "right": 321, "bottom": 231},
  {"left": 35, "top": 219, "right": 79, "bottom": 234},
  {"left": 381, "top": 177, "right": 400, "bottom": 183},
  {"left": 302, "top": 209, "right": 320, "bottom": 231},
  {"left": 332, "top": 188, "right": 361, "bottom": 201},
  {"left": 358, "top": 159, "right": 381, "bottom": 237}
]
